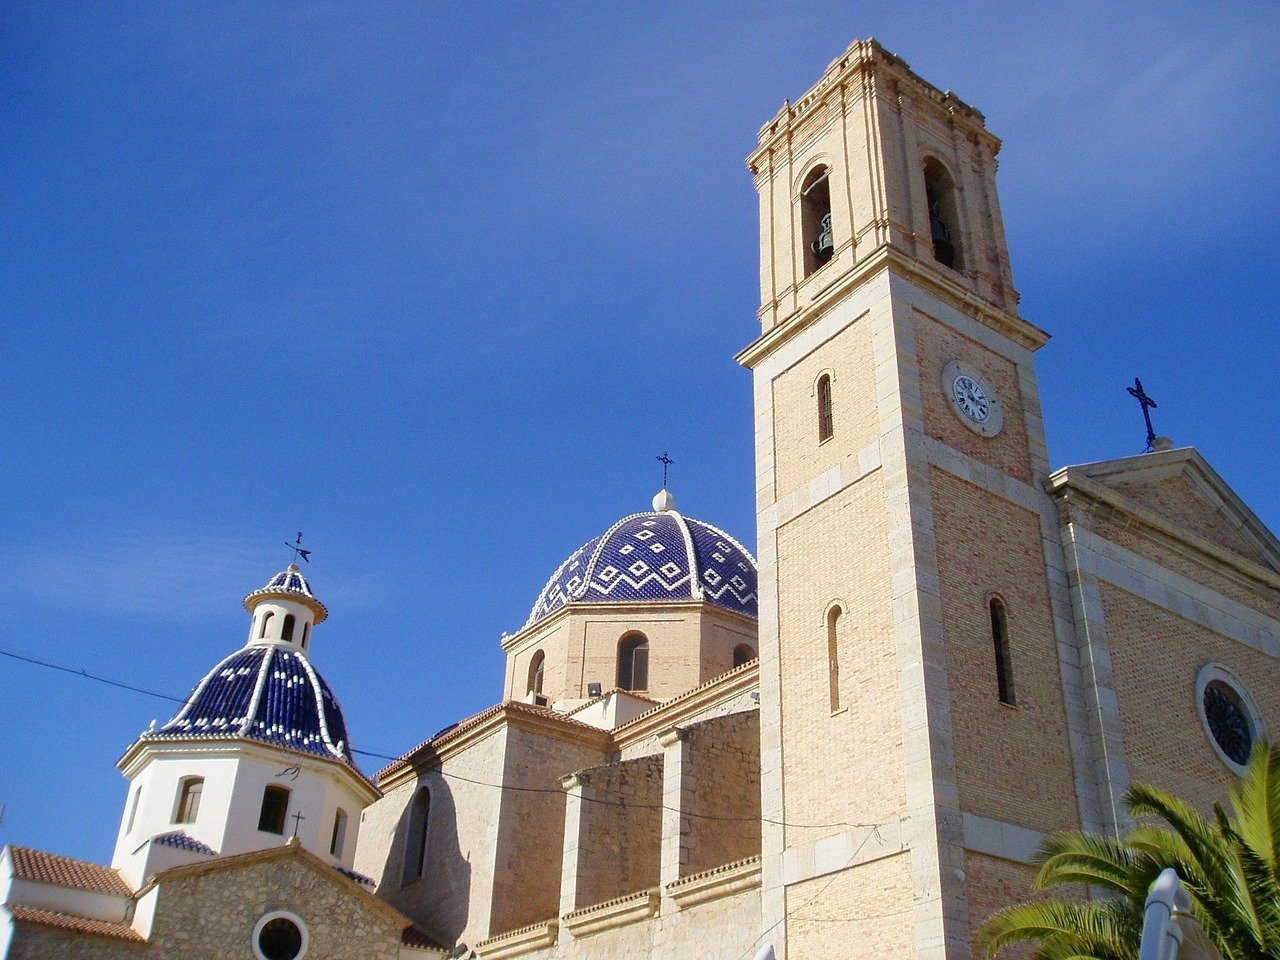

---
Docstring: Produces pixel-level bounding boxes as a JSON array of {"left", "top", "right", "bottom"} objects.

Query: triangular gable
[{"left": 1049, "top": 447, "right": 1280, "bottom": 574}]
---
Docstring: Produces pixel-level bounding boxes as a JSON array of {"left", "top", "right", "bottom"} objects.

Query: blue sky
[{"left": 2, "top": 2, "right": 1278, "bottom": 863}]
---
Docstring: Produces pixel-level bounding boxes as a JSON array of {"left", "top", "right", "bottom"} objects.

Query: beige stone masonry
[
  {"left": 666, "top": 856, "right": 762, "bottom": 910},
  {"left": 561, "top": 889, "right": 660, "bottom": 938},
  {"left": 475, "top": 920, "right": 559, "bottom": 960}
]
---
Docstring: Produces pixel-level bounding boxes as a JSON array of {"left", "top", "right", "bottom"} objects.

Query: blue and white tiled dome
[
  {"left": 150, "top": 645, "right": 354, "bottom": 765},
  {"left": 244, "top": 563, "right": 328, "bottom": 623},
  {"left": 524, "top": 493, "right": 757, "bottom": 629}
]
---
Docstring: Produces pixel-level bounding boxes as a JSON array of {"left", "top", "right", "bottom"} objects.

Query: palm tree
[{"left": 975, "top": 741, "right": 1280, "bottom": 960}]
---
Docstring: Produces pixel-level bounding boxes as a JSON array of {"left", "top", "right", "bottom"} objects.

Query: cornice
[
  {"left": 500, "top": 599, "right": 757, "bottom": 654},
  {"left": 612, "top": 660, "right": 758, "bottom": 750},
  {"left": 747, "top": 38, "right": 995, "bottom": 175},
  {"left": 665, "top": 855, "right": 762, "bottom": 909},
  {"left": 736, "top": 246, "right": 1045, "bottom": 371},
  {"left": 118, "top": 734, "right": 380, "bottom": 802},
  {"left": 562, "top": 888, "right": 659, "bottom": 937},
  {"left": 474, "top": 919, "right": 559, "bottom": 960},
  {"left": 1047, "top": 469, "right": 1280, "bottom": 601},
  {"left": 377, "top": 701, "right": 612, "bottom": 791}
]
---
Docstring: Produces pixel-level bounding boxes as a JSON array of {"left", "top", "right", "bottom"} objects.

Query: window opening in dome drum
[
  {"left": 1204, "top": 680, "right": 1252, "bottom": 766},
  {"left": 173, "top": 777, "right": 203, "bottom": 825},
  {"left": 281, "top": 614, "right": 296, "bottom": 642},
  {"left": 733, "top": 644, "right": 756, "bottom": 669},
  {"left": 617, "top": 634, "right": 649, "bottom": 692},
  {"left": 257, "top": 917, "right": 303, "bottom": 960},
  {"left": 260, "top": 611, "right": 275, "bottom": 639},
  {"left": 330, "top": 808, "right": 347, "bottom": 858},
  {"left": 527, "top": 651, "right": 545, "bottom": 698},
  {"left": 258, "top": 785, "right": 290, "bottom": 835}
]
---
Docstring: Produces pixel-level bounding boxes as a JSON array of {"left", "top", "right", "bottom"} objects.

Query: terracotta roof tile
[
  {"left": 8, "top": 846, "right": 132, "bottom": 897},
  {"left": 7, "top": 904, "right": 144, "bottom": 943}
]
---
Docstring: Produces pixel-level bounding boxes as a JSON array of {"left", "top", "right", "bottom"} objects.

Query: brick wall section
[
  {"left": 914, "top": 313, "right": 1033, "bottom": 484},
  {"left": 775, "top": 473, "right": 905, "bottom": 849},
  {"left": 1102, "top": 584, "right": 1280, "bottom": 816},
  {"left": 573, "top": 755, "right": 663, "bottom": 908},
  {"left": 699, "top": 612, "right": 759, "bottom": 684},
  {"left": 929, "top": 469, "right": 1079, "bottom": 835},
  {"left": 770, "top": 318, "right": 878, "bottom": 503},
  {"left": 490, "top": 728, "right": 609, "bottom": 936},
  {"left": 785, "top": 851, "right": 915, "bottom": 959},
  {"left": 1112, "top": 473, "right": 1271, "bottom": 568},
  {"left": 962, "top": 851, "right": 1086, "bottom": 959},
  {"left": 682, "top": 712, "right": 762, "bottom": 876}
]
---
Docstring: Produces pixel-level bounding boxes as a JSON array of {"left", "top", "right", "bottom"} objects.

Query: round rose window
[
  {"left": 1203, "top": 680, "right": 1252, "bottom": 767},
  {"left": 253, "top": 912, "right": 307, "bottom": 960}
]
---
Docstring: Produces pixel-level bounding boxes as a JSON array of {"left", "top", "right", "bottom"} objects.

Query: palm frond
[{"left": 975, "top": 898, "right": 1139, "bottom": 960}]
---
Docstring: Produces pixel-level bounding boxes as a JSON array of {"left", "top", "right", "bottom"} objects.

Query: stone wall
[
  {"left": 571, "top": 756, "right": 663, "bottom": 909},
  {"left": 682, "top": 712, "right": 761, "bottom": 876}
]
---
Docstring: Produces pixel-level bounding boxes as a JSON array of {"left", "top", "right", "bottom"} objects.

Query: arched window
[
  {"left": 330, "top": 808, "right": 348, "bottom": 858},
  {"left": 300, "top": 623, "right": 309, "bottom": 650},
  {"left": 617, "top": 633, "right": 649, "bottom": 692},
  {"left": 127, "top": 787, "right": 143, "bottom": 833},
  {"left": 817, "top": 373, "right": 834, "bottom": 442},
  {"left": 732, "top": 644, "right": 757, "bottom": 668},
  {"left": 259, "top": 611, "right": 275, "bottom": 639},
  {"left": 923, "top": 158, "right": 961, "bottom": 270},
  {"left": 402, "top": 787, "right": 431, "bottom": 884},
  {"left": 527, "top": 651, "right": 545, "bottom": 697},
  {"left": 173, "top": 776, "right": 203, "bottom": 825},
  {"left": 258, "top": 785, "right": 291, "bottom": 835},
  {"left": 801, "top": 165, "right": 833, "bottom": 277},
  {"left": 827, "top": 606, "right": 843, "bottom": 712},
  {"left": 990, "top": 597, "right": 1015, "bottom": 706},
  {"left": 281, "top": 614, "right": 296, "bottom": 642}
]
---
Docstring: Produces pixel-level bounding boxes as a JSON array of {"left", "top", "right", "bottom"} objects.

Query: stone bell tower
[{"left": 739, "top": 40, "right": 1096, "bottom": 960}]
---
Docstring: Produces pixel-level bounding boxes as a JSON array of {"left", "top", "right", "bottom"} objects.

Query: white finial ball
[{"left": 653, "top": 489, "right": 676, "bottom": 513}]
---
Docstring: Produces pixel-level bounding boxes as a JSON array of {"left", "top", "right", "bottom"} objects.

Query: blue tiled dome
[
  {"left": 150, "top": 645, "right": 354, "bottom": 765},
  {"left": 524, "top": 500, "right": 757, "bottom": 628}
]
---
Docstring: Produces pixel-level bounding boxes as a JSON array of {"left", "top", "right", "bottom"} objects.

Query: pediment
[{"left": 1050, "top": 447, "right": 1280, "bottom": 574}]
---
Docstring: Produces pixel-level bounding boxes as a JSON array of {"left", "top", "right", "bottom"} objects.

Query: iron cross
[
  {"left": 291, "top": 810, "right": 306, "bottom": 838},
  {"left": 1126, "top": 377, "right": 1159, "bottom": 451},
  {"left": 286, "top": 532, "right": 312, "bottom": 564},
  {"left": 656, "top": 452, "right": 675, "bottom": 488}
]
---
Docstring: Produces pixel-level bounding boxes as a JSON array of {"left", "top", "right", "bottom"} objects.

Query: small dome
[
  {"left": 148, "top": 645, "right": 354, "bottom": 765},
  {"left": 244, "top": 563, "right": 327, "bottom": 623},
  {"left": 524, "top": 504, "right": 757, "bottom": 629}
]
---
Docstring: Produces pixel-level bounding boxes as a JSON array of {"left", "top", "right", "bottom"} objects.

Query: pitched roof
[
  {"left": 7, "top": 846, "right": 132, "bottom": 897},
  {"left": 402, "top": 925, "right": 448, "bottom": 951},
  {"left": 7, "top": 904, "right": 144, "bottom": 943}
]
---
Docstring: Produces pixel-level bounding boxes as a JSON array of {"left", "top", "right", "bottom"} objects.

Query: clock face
[
  {"left": 952, "top": 375, "right": 990, "bottom": 423},
  {"left": 941, "top": 360, "right": 1003, "bottom": 437}
]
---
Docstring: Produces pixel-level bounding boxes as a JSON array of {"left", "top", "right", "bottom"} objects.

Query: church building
[{"left": 4, "top": 38, "right": 1279, "bottom": 960}]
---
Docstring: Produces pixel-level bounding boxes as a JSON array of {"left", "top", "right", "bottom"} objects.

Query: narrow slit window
[
  {"left": 990, "top": 597, "right": 1015, "bottom": 706},
  {"left": 827, "top": 606, "right": 842, "bottom": 712},
  {"left": 330, "top": 808, "right": 348, "bottom": 858},
  {"left": 817, "top": 373, "right": 834, "bottom": 442},
  {"left": 258, "top": 785, "right": 291, "bottom": 835},
  {"left": 173, "top": 777, "right": 203, "bottom": 825},
  {"left": 301, "top": 623, "right": 309, "bottom": 649},
  {"left": 617, "top": 633, "right": 649, "bottom": 691},
  {"left": 403, "top": 788, "right": 431, "bottom": 883},
  {"left": 127, "top": 787, "right": 143, "bottom": 833}
]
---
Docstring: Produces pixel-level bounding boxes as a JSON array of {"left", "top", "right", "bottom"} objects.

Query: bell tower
[{"left": 740, "top": 41, "right": 1095, "bottom": 960}]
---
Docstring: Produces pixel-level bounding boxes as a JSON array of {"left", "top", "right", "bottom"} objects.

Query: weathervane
[
  {"left": 1126, "top": 377, "right": 1159, "bottom": 452},
  {"left": 656, "top": 452, "right": 675, "bottom": 488},
  {"left": 285, "top": 532, "right": 312, "bottom": 565}
]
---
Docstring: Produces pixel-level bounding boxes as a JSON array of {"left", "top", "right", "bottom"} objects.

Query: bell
[{"left": 811, "top": 212, "right": 834, "bottom": 264}]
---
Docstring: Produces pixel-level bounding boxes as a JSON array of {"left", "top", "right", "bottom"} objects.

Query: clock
[{"left": 942, "top": 360, "right": 1003, "bottom": 437}]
